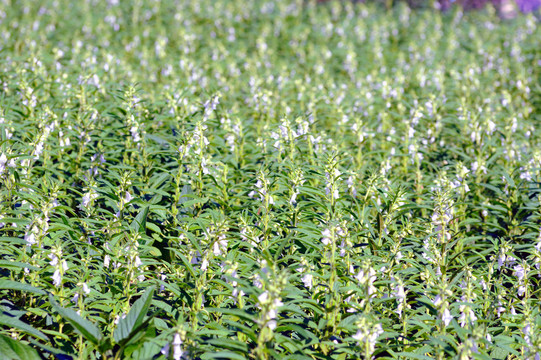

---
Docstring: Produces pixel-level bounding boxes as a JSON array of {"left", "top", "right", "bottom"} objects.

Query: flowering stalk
[
  {"left": 254, "top": 266, "right": 286, "bottom": 360},
  {"left": 352, "top": 316, "right": 383, "bottom": 359},
  {"left": 249, "top": 170, "right": 274, "bottom": 248}
]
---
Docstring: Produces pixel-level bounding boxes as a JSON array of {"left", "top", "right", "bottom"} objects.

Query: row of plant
[{"left": 0, "top": 0, "right": 540, "bottom": 359}]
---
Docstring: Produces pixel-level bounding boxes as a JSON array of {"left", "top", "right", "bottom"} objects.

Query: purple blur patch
[{"left": 515, "top": 0, "right": 541, "bottom": 12}]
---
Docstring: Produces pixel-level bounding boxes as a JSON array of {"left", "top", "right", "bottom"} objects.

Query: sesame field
[{"left": 0, "top": 0, "right": 540, "bottom": 359}]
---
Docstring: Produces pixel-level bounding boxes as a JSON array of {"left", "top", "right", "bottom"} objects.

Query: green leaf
[
  {"left": 146, "top": 222, "right": 162, "bottom": 234},
  {"left": 275, "top": 324, "right": 319, "bottom": 345},
  {"left": 28, "top": 338, "right": 73, "bottom": 359},
  {"left": 131, "top": 206, "right": 150, "bottom": 233},
  {"left": 126, "top": 339, "right": 163, "bottom": 360},
  {"left": 205, "top": 308, "right": 256, "bottom": 323},
  {"left": 177, "top": 185, "right": 194, "bottom": 206},
  {"left": 146, "top": 134, "right": 170, "bottom": 147},
  {"left": 200, "top": 351, "right": 247, "bottom": 360},
  {"left": 48, "top": 294, "right": 102, "bottom": 345},
  {"left": 0, "top": 314, "right": 49, "bottom": 341},
  {"left": 113, "top": 286, "right": 156, "bottom": 344},
  {"left": 0, "top": 280, "right": 46, "bottom": 295},
  {"left": 169, "top": 250, "right": 196, "bottom": 278},
  {"left": 0, "top": 261, "right": 40, "bottom": 271},
  {"left": 377, "top": 212, "right": 384, "bottom": 236},
  {"left": 0, "top": 334, "right": 41, "bottom": 360},
  {"left": 206, "top": 337, "right": 249, "bottom": 352},
  {"left": 0, "top": 237, "right": 26, "bottom": 245},
  {"left": 388, "top": 351, "right": 434, "bottom": 360},
  {"left": 490, "top": 346, "right": 510, "bottom": 360}
]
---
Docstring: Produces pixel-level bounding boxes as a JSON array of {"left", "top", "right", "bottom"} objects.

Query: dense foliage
[{"left": 0, "top": 0, "right": 540, "bottom": 359}]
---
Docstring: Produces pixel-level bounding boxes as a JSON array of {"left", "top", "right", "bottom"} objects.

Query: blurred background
[{"left": 317, "top": 0, "right": 541, "bottom": 18}]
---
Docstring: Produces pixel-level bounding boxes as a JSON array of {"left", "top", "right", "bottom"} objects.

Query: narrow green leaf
[
  {"left": 127, "top": 339, "right": 162, "bottom": 360},
  {"left": 0, "top": 261, "right": 40, "bottom": 271},
  {"left": 206, "top": 337, "right": 249, "bottom": 352},
  {"left": 377, "top": 212, "right": 384, "bottom": 236},
  {"left": 131, "top": 206, "right": 149, "bottom": 233},
  {"left": 0, "top": 280, "right": 46, "bottom": 295},
  {"left": 205, "top": 308, "right": 256, "bottom": 323},
  {"left": 388, "top": 351, "right": 434, "bottom": 360},
  {"left": 48, "top": 294, "right": 102, "bottom": 345},
  {"left": 0, "top": 237, "right": 26, "bottom": 245},
  {"left": 200, "top": 351, "right": 247, "bottom": 360},
  {"left": 0, "top": 314, "right": 49, "bottom": 341},
  {"left": 113, "top": 286, "right": 156, "bottom": 344},
  {"left": 177, "top": 185, "right": 194, "bottom": 206},
  {"left": 0, "top": 334, "right": 41, "bottom": 360}
]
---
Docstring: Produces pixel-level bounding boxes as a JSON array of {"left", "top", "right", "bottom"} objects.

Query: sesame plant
[{"left": 0, "top": 0, "right": 540, "bottom": 359}]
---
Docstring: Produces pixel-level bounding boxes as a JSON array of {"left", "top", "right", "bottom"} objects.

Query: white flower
[
  {"left": 258, "top": 291, "right": 269, "bottom": 304},
  {"left": 0, "top": 153, "right": 7, "bottom": 174},
  {"left": 258, "top": 291, "right": 282, "bottom": 330},
  {"left": 279, "top": 124, "right": 288, "bottom": 138},
  {"left": 201, "top": 157, "right": 210, "bottom": 175},
  {"left": 523, "top": 324, "right": 532, "bottom": 346},
  {"left": 267, "top": 319, "right": 277, "bottom": 330},
  {"left": 172, "top": 333, "right": 184, "bottom": 360},
  {"left": 392, "top": 281, "right": 406, "bottom": 317},
  {"left": 442, "top": 308, "right": 453, "bottom": 326},
  {"left": 520, "top": 171, "right": 532, "bottom": 181},
  {"left": 34, "top": 142, "right": 44, "bottom": 159},
  {"left": 290, "top": 191, "right": 299, "bottom": 205},
  {"left": 352, "top": 322, "right": 383, "bottom": 356},
  {"left": 459, "top": 308, "right": 477, "bottom": 327},
  {"left": 82, "top": 283, "right": 90, "bottom": 295},
  {"left": 52, "top": 269, "right": 62, "bottom": 287},
  {"left": 301, "top": 273, "right": 313, "bottom": 289},
  {"left": 130, "top": 126, "right": 141, "bottom": 142},
  {"left": 498, "top": 253, "right": 506, "bottom": 268},
  {"left": 513, "top": 265, "right": 525, "bottom": 280},
  {"left": 355, "top": 268, "right": 377, "bottom": 295},
  {"left": 321, "top": 229, "right": 332, "bottom": 246},
  {"left": 201, "top": 258, "right": 209, "bottom": 271},
  {"left": 25, "top": 231, "right": 37, "bottom": 246},
  {"left": 160, "top": 274, "right": 167, "bottom": 292},
  {"left": 213, "top": 235, "right": 228, "bottom": 256},
  {"left": 352, "top": 330, "right": 363, "bottom": 341},
  {"left": 81, "top": 191, "right": 98, "bottom": 208},
  {"left": 160, "top": 343, "right": 170, "bottom": 357},
  {"left": 49, "top": 254, "right": 59, "bottom": 267}
]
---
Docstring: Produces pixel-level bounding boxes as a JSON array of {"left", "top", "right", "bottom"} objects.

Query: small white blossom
[
  {"left": 442, "top": 308, "right": 453, "bottom": 326},
  {"left": 81, "top": 191, "right": 98, "bottom": 208},
  {"left": 52, "top": 269, "right": 62, "bottom": 287},
  {"left": 82, "top": 283, "right": 90, "bottom": 295},
  {"left": 172, "top": 333, "right": 184, "bottom": 360},
  {"left": 301, "top": 273, "right": 313, "bottom": 289},
  {"left": 321, "top": 228, "right": 332, "bottom": 246}
]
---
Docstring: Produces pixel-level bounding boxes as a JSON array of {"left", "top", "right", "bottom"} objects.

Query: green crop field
[{"left": 0, "top": 0, "right": 540, "bottom": 359}]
